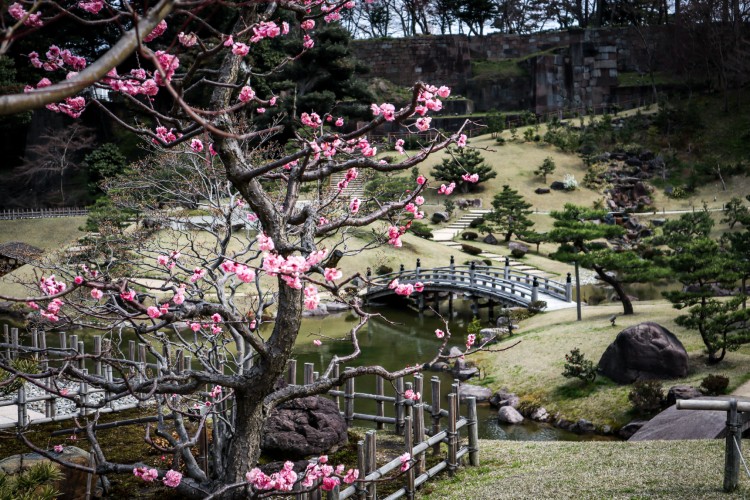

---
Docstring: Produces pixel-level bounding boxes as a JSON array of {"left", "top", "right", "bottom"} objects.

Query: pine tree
[
  {"left": 662, "top": 236, "right": 750, "bottom": 364},
  {"left": 431, "top": 147, "right": 497, "bottom": 193},
  {"left": 548, "top": 204, "right": 667, "bottom": 315},
  {"left": 534, "top": 157, "right": 556, "bottom": 183},
  {"left": 486, "top": 185, "right": 534, "bottom": 242}
]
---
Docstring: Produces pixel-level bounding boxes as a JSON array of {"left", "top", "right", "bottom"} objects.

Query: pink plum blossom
[
  {"left": 238, "top": 86, "right": 255, "bottom": 103},
  {"left": 74, "top": 276, "right": 84, "bottom": 285},
  {"left": 147, "top": 306, "right": 161, "bottom": 319},
  {"left": 178, "top": 32, "right": 198, "bottom": 47},
  {"left": 435, "top": 329, "right": 445, "bottom": 339},
  {"left": 404, "top": 389, "right": 421, "bottom": 401},
  {"left": 349, "top": 198, "right": 361, "bottom": 213},
  {"left": 301, "top": 19, "right": 315, "bottom": 30},
  {"left": 335, "top": 117, "right": 344, "bottom": 127},
  {"left": 190, "top": 139, "right": 203, "bottom": 153},
  {"left": 91, "top": 289, "right": 103, "bottom": 300},
  {"left": 143, "top": 20, "right": 167, "bottom": 42},
  {"left": 211, "top": 313, "right": 222, "bottom": 323},
  {"left": 395, "top": 139, "right": 405, "bottom": 154},
  {"left": 162, "top": 470, "right": 182, "bottom": 488},
  {"left": 400, "top": 453, "right": 411, "bottom": 471},
  {"left": 313, "top": 339, "right": 322, "bottom": 346},
  {"left": 416, "top": 175, "right": 426, "bottom": 185},
  {"left": 456, "top": 134, "right": 467, "bottom": 147},
  {"left": 414, "top": 282, "right": 424, "bottom": 293},
  {"left": 324, "top": 268, "right": 343, "bottom": 282},
  {"left": 54, "top": 444, "right": 64, "bottom": 453}
]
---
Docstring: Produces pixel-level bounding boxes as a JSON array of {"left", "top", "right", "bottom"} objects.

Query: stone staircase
[
  {"left": 432, "top": 209, "right": 555, "bottom": 280},
  {"left": 328, "top": 172, "right": 366, "bottom": 200}
]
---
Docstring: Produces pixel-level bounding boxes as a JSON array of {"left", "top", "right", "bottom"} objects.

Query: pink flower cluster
[
  {"left": 133, "top": 467, "right": 159, "bottom": 482},
  {"left": 435, "top": 329, "right": 445, "bottom": 339},
  {"left": 162, "top": 470, "right": 182, "bottom": 488},
  {"left": 9, "top": 2, "right": 43, "bottom": 26},
  {"left": 28, "top": 46, "right": 86, "bottom": 72},
  {"left": 461, "top": 173, "right": 479, "bottom": 183},
  {"left": 395, "top": 139, "right": 406, "bottom": 154},
  {"left": 209, "top": 385, "right": 222, "bottom": 398},
  {"left": 238, "top": 86, "right": 255, "bottom": 103},
  {"left": 40, "top": 297, "right": 64, "bottom": 322},
  {"left": 400, "top": 453, "right": 411, "bottom": 472},
  {"left": 387, "top": 226, "right": 404, "bottom": 248},
  {"left": 40, "top": 275, "right": 66, "bottom": 295},
  {"left": 388, "top": 279, "right": 414, "bottom": 297},
  {"left": 303, "top": 35, "right": 314, "bottom": 49},
  {"left": 301, "top": 19, "right": 315, "bottom": 30},
  {"left": 154, "top": 126, "right": 180, "bottom": 144},
  {"left": 456, "top": 134, "right": 467, "bottom": 147},
  {"left": 349, "top": 198, "right": 361, "bottom": 214},
  {"left": 246, "top": 461, "right": 297, "bottom": 492},
  {"left": 45, "top": 96, "right": 86, "bottom": 118},
  {"left": 153, "top": 51, "right": 179, "bottom": 86},
  {"left": 120, "top": 289, "right": 136, "bottom": 301},
  {"left": 144, "top": 20, "right": 167, "bottom": 42},
  {"left": 190, "top": 139, "right": 203, "bottom": 153},
  {"left": 337, "top": 167, "right": 358, "bottom": 191},
  {"left": 438, "top": 182, "right": 456, "bottom": 195},
  {"left": 257, "top": 233, "right": 275, "bottom": 252},
  {"left": 404, "top": 389, "right": 421, "bottom": 401},
  {"left": 190, "top": 268, "right": 206, "bottom": 283},
  {"left": 78, "top": 0, "right": 104, "bottom": 14},
  {"left": 221, "top": 260, "right": 256, "bottom": 283},
  {"left": 301, "top": 112, "right": 322, "bottom": 128},
  {"left": 173, "top": 285, "right": 185, "bottom": 305},
  {"left": 371, "top": 102, "right": 396, "bottom": 121},
  {"left": 103, "top": 68, "right": 158, "bottom": 97},
  {"left": 466, "top": 334, "right": 476, "bottom": 349},
  {"left": 324, "top": 268, "right": 342, "bottom": 282},
  {"left": 53, "top": 444, "right": 64, "bottom": 453},
  {"left": 250, "top": 21, "right": 287, "bottom": 43},
  {"left": 178, "top": 32, "right": 198, "bottom": 47},
  {"left": 298, "top": 456, "right": 358, "bottom": 490},
  {"left": 304, "top": 284, "right": 320, "bottom": 310}
]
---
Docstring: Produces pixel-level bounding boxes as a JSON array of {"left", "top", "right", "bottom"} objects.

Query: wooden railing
[
  {"left": 0, "top": 207, "right": 89, "bottom": 220},
  {"left": 363, "top": 258, "right": 572, "bottom": 306},
  {"left": 287, "top": 360, "right": 479, "bottom": 500}
]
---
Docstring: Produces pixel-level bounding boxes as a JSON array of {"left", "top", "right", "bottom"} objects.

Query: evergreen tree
[
  {"left": 534, "top": 157, "right": 556, "bottom": 183},
  {"left": 431, "top": 147, "right": 496, "bottom": 193},
  {"left": 548, "top": 204, "right": 666, "bottom": 315},
  {"left": 486, "top": 185, "right": 534, "bottom": 242},
  {"left": 722, "top": 196, "right": 749, "bottom": 229},
  {"left": 662, "top": 236, "right": 750, "bottom": 364}
]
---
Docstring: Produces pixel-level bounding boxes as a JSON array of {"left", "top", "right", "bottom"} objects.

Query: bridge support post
[
  {"left": 565, "top": 273, "right": 573, "bottom": 302},
  {"left": 450, "top": 255, "right": 455, "bottom": 273},
  {"left": 725, "top": 398, "right": 741, "bottom": 492},
  {"left": 416, "top": 258, "right": 421, "bottom": 279},
  {"left": 488, "top": 300, "right": 495, "bottom": 321},
  {"left": 469, "top": 261, "right": 476, "bottom": 286},
  {"left": 531, "top": 277, "right": 539, "bottom": 304},
  {"left": 504, "top": 257, "right": 510, "bottom": 280},
  {"left": 418, "top": 293, "right": 425, "bottom": 313},
  {"left": 448, "top": 293, "right": 453, "bottom": 317}
]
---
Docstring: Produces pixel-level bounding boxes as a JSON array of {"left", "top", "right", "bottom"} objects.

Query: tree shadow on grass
[{"left": 553, "top": 376, "right": 617, "bottom": 400}]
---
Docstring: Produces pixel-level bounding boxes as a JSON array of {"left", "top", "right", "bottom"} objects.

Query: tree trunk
[
  {"left": 221, "top": 393, "right": 265, "bottom": 493},
  {"left": 504, "top": 231, "right": 512, "bottom": 242},
  {"left": 593, "top": 265, "right": 634, "bottom": 315}
]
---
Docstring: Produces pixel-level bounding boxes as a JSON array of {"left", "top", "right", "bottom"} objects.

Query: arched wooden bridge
[{"left": 361, "top": 257, "right": 573, "bottom": 309}]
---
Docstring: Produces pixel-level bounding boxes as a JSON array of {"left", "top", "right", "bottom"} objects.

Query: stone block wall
[{"left": 352, "top": 26, "right": 674, "bottom": 114}]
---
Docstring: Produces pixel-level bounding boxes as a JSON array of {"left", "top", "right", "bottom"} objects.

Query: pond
[{"left": 0, "top": 302, "right": 609, "bottom": 442}]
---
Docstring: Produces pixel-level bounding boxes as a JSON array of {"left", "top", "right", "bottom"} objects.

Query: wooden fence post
[
  {"left": 404, "top": 415, "right": 415, "bottom": 499},
  {"left": 365, "top": 430, "right": 377, "bottom": 500},
  {"left": 3, "top": 324, "right": 9, "bottom": 360},
  {"left": 375, "top": 375, "right": 384, "bottom": 430},
  {"left": 17, "top": 385, "right": 27, "bottom": 427},
  {"left": 344, "top": 368, "right": 355, "bottom": 428},
  {"left": 333, "top": 363, "right": 340, "bottom": 409},
  {"left": 10, "top": 328, "right": 18, "bottom": 360},
  {"left": 357, "top": 439, "right": 366, "bottom": 500},
  {"left": 304, "top": 362, "right": 314, "bottom": 385},
  {"left": 725, "top": 398, "right": 741, "bottom": 492},
  {"left": 395, "top": 377, "right": 405, "bottom": 435},
  {"left": 430, "top": 376, "right": 441, "bottom": 455},
  {"left": 447, "top": 393, "right": 457, "bottom": 476},
  {"left": 287, "top": 359, "right": 297, "bottom": 385},
  {"left": 467, "top": 397, "right": 479, "bottom": 466},
  {"left": 93, "top": 336, "right": 102, "bottom": 376},
  {"left": 413, "top": 375, "right": 425, "bottom": 474}
]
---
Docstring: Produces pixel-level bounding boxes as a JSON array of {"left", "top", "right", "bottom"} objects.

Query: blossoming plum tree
[{"left": 0, "top": 0, "right": 485, "bottom": 497}]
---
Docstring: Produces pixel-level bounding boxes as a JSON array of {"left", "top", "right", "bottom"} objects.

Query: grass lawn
[
  {"left": 473, "top": 301, "right": 750, "bottom": 429},
  {"left": 0, "top": 217, "right": 86, "bottom": 250},
  {"left": 419, "top": 439, "right": 747, "bottom": 499}
]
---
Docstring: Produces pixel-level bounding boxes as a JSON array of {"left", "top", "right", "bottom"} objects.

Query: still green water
[{"left": 0, "top": 303, "right": 608, "bottom": 441}]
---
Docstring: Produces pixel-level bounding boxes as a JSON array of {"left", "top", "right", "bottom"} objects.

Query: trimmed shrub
[
  {"left": 375, "top": 265, "right": 393, "bottom": 276},
  {"left": 628, "top": 380, "right": 664, "bottom": 414},
  {"left": 468, "top": 217, "right": 485, "bottom": 229},
  {"left": 461, "top": 231, "right": 478, "bottom": 240},
  {"left": 410, "top": 221, "right": 433, "bottom": 239},
  {"left": 700, "top": 374, "right": 729, "bottom": 395},
  {"left": 461, "top": 244, "right": 483, "bottom": 256},
  {"left": 561, "top": 348, "right": 597, "bottom": 383}
]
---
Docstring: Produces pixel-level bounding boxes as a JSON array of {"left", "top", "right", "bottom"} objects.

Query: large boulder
[
  {"left": 489, "top": 389, "right": 519, "bottom": 408},
  {"left": 508, "top": 241, "right": 528, "bottom": 258},
  {"left": 483, "top": 233, "right": 499, "bottom": 245},
  {"left": 431, "top": 212, "right": 450, "bottom": 224},
  {"left": 598, "top": 322, "right": 688, "bottom": 384},
  {"left": 262, "top": 396, "right": 348, "bottom": 458},
  {"left": 0, "top": 446, "right": 106, "bottom": 499}
]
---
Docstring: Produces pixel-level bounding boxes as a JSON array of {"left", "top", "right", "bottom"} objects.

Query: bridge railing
[{"left": 366, "top": 259, "right": 572, "bottom": 303}]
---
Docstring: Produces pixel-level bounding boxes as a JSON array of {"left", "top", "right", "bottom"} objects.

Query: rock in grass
[
  {"left": 598, "top": 322, "right": 688, "bottom": 384},
  {"left": 498, "top": 406, "right": 524, "bottom": 424},
  {"left": 489, "top": 389, "right": 519, "bottom": 409},
  {"left": 530, "top": 407, "right": 549, "bottom": 422},
  {"left": 666, "top": 385, "right": 703, "bottom": 407},
  {"left": 458, "top": 384, "right": 493, "bottom": 402}
]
